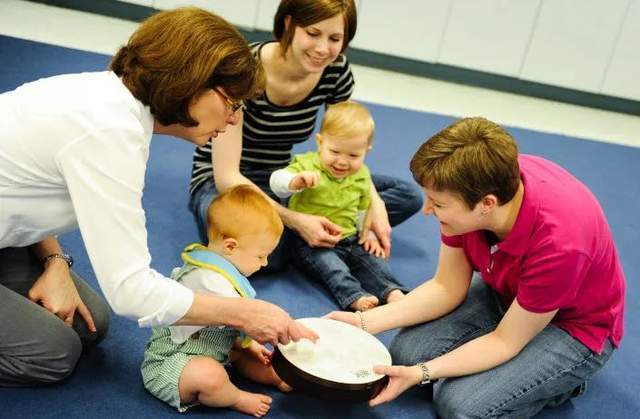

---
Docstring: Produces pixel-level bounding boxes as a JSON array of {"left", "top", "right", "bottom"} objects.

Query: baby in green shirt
[{"left": 270, "top": 101, "right": 408, "bottom": 311}]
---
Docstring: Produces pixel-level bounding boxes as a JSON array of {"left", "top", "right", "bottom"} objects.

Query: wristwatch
[
  {"left": 42, "top": 253, "right": 74, "bottom": 268},
  {"left": 418, "top": 362, "right": 431, "bottom": 385}
]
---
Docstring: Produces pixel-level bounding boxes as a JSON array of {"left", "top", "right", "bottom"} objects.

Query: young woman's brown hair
[
  {"left": 273, "top": 0, "right": 357, "bottom": 54},
  {"left": 110, "top": 7, "right": 264, "bottom": 127},
  {"left": 410, "top": 117, "right": 521, "bottom": 209}
]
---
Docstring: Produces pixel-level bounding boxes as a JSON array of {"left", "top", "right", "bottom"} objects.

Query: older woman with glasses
[
  {"left": 213, "top": 86, "right": 245, "bottom": 114},
  {"left": 188, "top": 0, "right": 423, "bottom": 272},
  {"left": 0, "top": 7, "right": 315, "bottom": 387}
]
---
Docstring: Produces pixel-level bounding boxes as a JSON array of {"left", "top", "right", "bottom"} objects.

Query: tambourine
[{"left": 271, "top": 318, "right": 390, "bottom": 402}]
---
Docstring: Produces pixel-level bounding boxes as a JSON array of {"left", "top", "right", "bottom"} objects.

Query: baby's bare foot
[
  {"left": 386, "top": 289, "right": 405, "bottom": 303},
  {"left": 277, "top": 380, "right": 292, "bottom": 392},
  {"left": 231, "top": 391, "right": 272, "bottom": 417},
  {"left": 269, "top": 368, "right": 292, "bottom": 392},
  {"left": 350, "top": 295, "right": 379, "bottom": 311}
]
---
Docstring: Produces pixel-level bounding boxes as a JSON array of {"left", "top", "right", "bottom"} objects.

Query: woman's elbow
[
  {"left": 213, "top": 170, "right": 240, "bottom": 193},
  {"left": 103, "top": 288, "right": 145, "bottom": 320},
  {"left": 108, "top": 298, "right": 138, "bottom": 320}
]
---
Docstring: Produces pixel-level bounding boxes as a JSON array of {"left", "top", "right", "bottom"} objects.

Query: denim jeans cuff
[{"left": 381, "top": 287, "right": 410, "bottom": 301}]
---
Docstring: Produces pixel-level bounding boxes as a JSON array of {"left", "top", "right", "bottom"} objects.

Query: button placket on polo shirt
[{"left": 487, "top": 244, "right": 499, "bottom": 274}]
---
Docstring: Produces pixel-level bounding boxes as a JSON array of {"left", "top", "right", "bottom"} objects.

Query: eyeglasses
[{"left": 213, "top": 87, "right": 244, "bottom": 114}]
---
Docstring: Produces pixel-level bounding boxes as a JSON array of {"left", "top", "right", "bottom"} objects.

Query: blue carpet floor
[{"left": 1, "top": 35, "right": 638, "bottom": 418}]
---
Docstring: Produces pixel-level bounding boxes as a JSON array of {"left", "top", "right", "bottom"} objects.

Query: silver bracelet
[{"left": 355, "top": 310, "right": 367, "bottom": 332}]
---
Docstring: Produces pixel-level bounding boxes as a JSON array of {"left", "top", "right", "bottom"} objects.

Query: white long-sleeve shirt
[{"left": 0, "top": 71, "right": 193, "bottom": 327}]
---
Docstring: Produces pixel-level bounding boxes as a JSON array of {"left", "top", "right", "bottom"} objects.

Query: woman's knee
[
  {"left": 9, "top": 324, "right": 82, "bottom": 386},
  {"left": 435, "top": 379, "right": 488, "bottom": 419},
  {"left": 43, "top": 324, "right": 82, "bottom": 382},
  {"left": 70, "top": 276, "right": 111, "bottom": 348},
  {"left": 89, "top": 299, "right": 111, "bottom": 346},
  {"left": 389, "top": 325, "right": 440, "bottom": 366}
]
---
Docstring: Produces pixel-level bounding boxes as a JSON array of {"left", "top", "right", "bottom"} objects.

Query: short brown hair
[
  {"left": 110, "top": 7, "right": 264, "bottom": 127},
  {"left": 319, "top": 101, "right": 375, "bottom": 144},
  {"left": 274, "top": 0, "right": 357, "bottom": 54},
  {"left": 207, "top": 185, "right": 283, "bottom": 243},
  {"left": 410, "top": 117, "right": 520, "bottom": 209}
]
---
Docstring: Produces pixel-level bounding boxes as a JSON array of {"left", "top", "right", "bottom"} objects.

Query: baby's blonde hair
[
  {"left": 319, "top": 101, "right": 375, "bottom": 144},
  {"left": 207, "top": 185, "right": 283, "bottom": 243}
]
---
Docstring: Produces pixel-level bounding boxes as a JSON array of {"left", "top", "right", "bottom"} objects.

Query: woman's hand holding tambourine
[{"left": 368, "top": 364, "right": 422, "bottom": 407}]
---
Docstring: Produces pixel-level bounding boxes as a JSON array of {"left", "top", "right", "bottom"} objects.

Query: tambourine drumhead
[
  {"left": 272, "top": 317, "right": 391, "bottom": 402},
  {"left": 277, "top": 318, "right": 390, "bottom": 383}
]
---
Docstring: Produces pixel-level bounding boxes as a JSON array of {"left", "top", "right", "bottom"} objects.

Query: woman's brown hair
[
  {"left": 110, "top": 7, "right": 264, "bottom": 127},
  {"left": 410, "top": 117, "right": 521, "bottom": 209},
  {"left": 273, "top": 0, "right": 357, "bottom": 54}
]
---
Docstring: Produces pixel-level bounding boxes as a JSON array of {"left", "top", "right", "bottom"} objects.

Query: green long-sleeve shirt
[{"left": 285, "top": 152, "right": 371, "bottom": 239}]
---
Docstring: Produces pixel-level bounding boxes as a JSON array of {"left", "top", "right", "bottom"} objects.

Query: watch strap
[{"left": 418, "top": 362, "right": 431, "bottom": 385}]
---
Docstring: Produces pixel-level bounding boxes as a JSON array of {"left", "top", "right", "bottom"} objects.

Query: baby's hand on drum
[
  {"left": 248, "top": 341, "right": 272, "bottom": 365},
  {"left": 369, "top": 365, "right": 422, "bottom": 407},
  {"left": 323, "top": 311, "right": 359, "bottom": 328}
]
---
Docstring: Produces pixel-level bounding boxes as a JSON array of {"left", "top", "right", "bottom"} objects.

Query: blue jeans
[
  {"left": 188, "top": 171, "right": 423, "bottom": 273},
  {"left": 291, "top": 234, "right": 410, "bottom": 309},
  {"left": 389, "top": 276, "right": 615, "bottom": 418}
]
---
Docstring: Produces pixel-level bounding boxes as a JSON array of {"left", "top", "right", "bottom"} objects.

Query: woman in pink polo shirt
[{"left": 328, "top": 117, "right": 625, "bottom": 418}]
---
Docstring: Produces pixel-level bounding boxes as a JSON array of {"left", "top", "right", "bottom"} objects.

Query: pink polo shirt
[{"left": 442, "top": 155, "right": 625, "bottom": 353}]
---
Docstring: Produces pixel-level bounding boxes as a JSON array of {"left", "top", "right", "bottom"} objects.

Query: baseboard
[
  {"left": 33, "top": 0, "right": 154, "bottom": 21},
  {"left": 29, "top": 0, "right": 640, "bottom": 116}
]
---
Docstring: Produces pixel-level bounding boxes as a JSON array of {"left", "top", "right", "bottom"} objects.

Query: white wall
[
  {"left": 117, "top": 0, "right": 640, "bottom": 101},
  {"left": 120, "top": 0, "right": 153, "bottom": 6},
  {"left": 437, "top": 0, "right": 541, "bottom": 77},
  {"left": 254, "top": 0, "right": 280, "bottom": 31},
  {"left": 601, "top": 0, "right": 640, "bottom": 101},
  {"left": 520, "top": 0, "right": 629, "bottom": 94},
  {"left": 153, "top": 0, "right": 261, "bottom": 29},
  {"left": 351, "top": 0, "right": 449, "bottom": 63}
]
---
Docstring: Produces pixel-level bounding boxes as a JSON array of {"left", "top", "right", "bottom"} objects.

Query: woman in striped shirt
[{"left": 189, "top": 0, "right": 423, "bottom": 272}]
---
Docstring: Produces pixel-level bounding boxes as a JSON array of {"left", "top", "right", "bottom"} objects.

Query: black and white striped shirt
[{"left": 189, "top": 41, "right": 355, "bottom": 194}]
